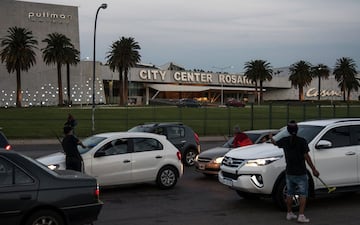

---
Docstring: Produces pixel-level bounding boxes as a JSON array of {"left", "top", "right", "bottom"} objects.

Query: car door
[
  {"left": 131, "top": 137, "right": 165, "bottom": 182},
  {"left": 0, "top": 156, "right": 38, "bottom": 224},
  {"left": 89, "top": 138, "right": 132, "bottom": 186},
  {"left": 312, "top": 125, "right": 358, "bottom": 186}
]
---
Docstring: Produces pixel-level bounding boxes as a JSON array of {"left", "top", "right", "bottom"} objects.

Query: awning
[{"left": 147, "top": 84, "right": 260, "bottom": 92}]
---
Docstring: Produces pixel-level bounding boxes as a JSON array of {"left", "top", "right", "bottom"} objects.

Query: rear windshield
[{"left": 128, "top": 125, "right": 153, "bottom": 132}]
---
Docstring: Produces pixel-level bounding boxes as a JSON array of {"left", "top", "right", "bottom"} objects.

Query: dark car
[
  {"left": 0, "top": 129, "right": 11, "bottom": 150},
  {"left": 195, "top": 129, "right": 278, "bottom": 175},
  {"left": 0, "top": 150, "right": 102, "bottom": 225},
  {"left": 177, "top": 98, "right": 201, "bottom": 108},
  {"left": 128, "top": 122, "right": 201, "bottom": 166},
  {"left": 225, "top": 98, "right": 245, "bottom": 107}
]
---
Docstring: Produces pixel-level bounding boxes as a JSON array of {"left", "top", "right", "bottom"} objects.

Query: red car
[{"left": 225, "top": 98, "right": 245, "bottom": 107}]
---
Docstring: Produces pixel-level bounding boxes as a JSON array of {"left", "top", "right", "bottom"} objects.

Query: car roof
[
  {"left": 244, "top": 129, "right": 278, "bottom": 134},
  {"left": 298, "top": 118, "right": 360, "bottom": 126},
  {"left": 93, "top": 132, "right": 166, "bottom": 139},
  {"left": 135, "top": 122, "right": 185, "bottom": 127}
]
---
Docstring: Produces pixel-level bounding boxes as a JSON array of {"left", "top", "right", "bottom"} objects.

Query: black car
[
  {"left": 0, "top": 150, "right": 102, "bottom": 225},
  {"left": 0, "top": 129, "right": 11, "bottom": 150},
  {"left": 128, "top": 122, "right": 201, "bottom": 166},
  {"left": 177, "top": 98, "right": 201, "bottom": 108}
]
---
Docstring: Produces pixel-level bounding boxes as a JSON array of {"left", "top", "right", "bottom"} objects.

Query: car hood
[
  {"left": 225, "top": 143, "right": 283, "bottom": 159},
  {"left": 199, "top": 147, "right": 232, "bottom": 159},
  {"left": 37, "top": 152, "right": 65, "bottom": 165}
]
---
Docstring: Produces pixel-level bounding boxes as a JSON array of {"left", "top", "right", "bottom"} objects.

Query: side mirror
[
  {"left": 316, "top": 140, "right": 332, "bottom": 149},
  {"left": 94, "top": 151, "right": 106, "bottom": 158}
]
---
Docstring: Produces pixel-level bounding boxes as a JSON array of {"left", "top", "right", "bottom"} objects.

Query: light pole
[
  {"left": 212, "top": 65, "right": 234, "bottom": 105},
  {"left": 92, "top": 3, "right": 107, "bottom": 133}
]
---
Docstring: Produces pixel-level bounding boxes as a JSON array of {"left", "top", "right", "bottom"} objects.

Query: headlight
[
  {"left": 246, "top": 156, "right": 282, "bottom": 167},
  {"left": 47, "top": 164, "right": 60, "bottom": 170},
  {"left": 212, "top": 157, "right": 224, "bottom": 164}
]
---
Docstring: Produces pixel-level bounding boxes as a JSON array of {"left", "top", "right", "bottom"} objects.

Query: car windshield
[
  {"left": 273, "top": 125, "right": 324, "bottom": 143},
  {"left": 78, "top": 136, "right": 107, "bottom": 154}
]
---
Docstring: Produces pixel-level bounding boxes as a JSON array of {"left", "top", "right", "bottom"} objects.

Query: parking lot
[{"left": 15, "top": 141, "right": 360, "bottom": 225}]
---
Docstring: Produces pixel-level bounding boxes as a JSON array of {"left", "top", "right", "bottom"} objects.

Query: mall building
[{"left": 0, "top": 0, "right": 358, "bottom": 107}]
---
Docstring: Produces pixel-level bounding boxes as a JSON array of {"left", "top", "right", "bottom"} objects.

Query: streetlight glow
[{"left": 92, "top": 3, "right": 107, "bottom": 133}]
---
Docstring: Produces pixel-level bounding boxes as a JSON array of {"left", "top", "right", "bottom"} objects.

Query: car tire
[
  {"left": 183, "top": 149, "right": 197, "bottom": 166},
  {"left": 156, "top": 166, "right": 178, "bottom": 189},
  {"left": 25, "top": 209, "right": 64, "bottom": 225},
  {"left": 273, "top": 177, "right": 300, "bottom": 211}
]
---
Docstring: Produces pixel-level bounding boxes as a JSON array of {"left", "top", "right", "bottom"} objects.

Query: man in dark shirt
[
  {"left": 270, "top": 120, "right": 319, "bottom": 223},
  {"left": 62, "top": 126, "right": 86, "bottom": 172}
]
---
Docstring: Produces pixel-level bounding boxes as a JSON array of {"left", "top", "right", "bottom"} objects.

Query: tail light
[
  {"left": 194, "top": 132, "right": 200, "bottom": 145},
  {"left": 176, "top": 151, "right": 182, "bottom": 161},
  {"left": 94, "top": 184, "right": 100, "bottom": 200},
  {"left": 5, "top": 144, "right": 11, "bottom": 151}
]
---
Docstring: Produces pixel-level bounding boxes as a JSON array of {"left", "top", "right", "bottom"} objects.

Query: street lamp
[
  {"left": 212, "top": 65, "right": 234, "bottom": 105},
  {"left": 92, "top": 3, "right": 107, "bottom": 133}
]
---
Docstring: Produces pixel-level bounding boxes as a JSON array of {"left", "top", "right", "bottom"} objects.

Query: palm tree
[
  {"left": 289, "top": 60, "right": 313, "bottom": 101},
  {"left": 63, "top": 46, "right": 80, "bottom": 106},
  {"left": 333, "top": 57, "right": 359, "bottom": 101},
  {"left": 244, "top": 60, "right": 273, "bottom": 103},
  {"left": 42, "top": 33, "right": 76, "bottom": 106},
  {"left": 311, "top": 64, "right": 330, "bottom": 101},
  {"left": 106, "top": 37, "right": 141, "bottom": 105},
  {"left": 0, "top": 26, "right": 38, "bottom": 107}
]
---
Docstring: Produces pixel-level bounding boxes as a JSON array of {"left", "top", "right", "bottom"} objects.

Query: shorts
[{"left": 286, "top": 174, "right": 308, "bottom": 197}]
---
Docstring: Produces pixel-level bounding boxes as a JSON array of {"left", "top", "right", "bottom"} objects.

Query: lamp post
[
  {"left": 92, "top": 3, "right": 107, "bottom": 133},
  {"left": 212, "top": 65, "right": 234, "bottom": 105}
]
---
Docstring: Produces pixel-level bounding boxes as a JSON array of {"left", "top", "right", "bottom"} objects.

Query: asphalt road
[{"left": 13, "top": 142, "right": 360, "bottom": 225}]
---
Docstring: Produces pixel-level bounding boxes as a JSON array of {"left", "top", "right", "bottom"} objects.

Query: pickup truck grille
[{"left": 222, "top": 156, "right": 244, "bottom": 168}]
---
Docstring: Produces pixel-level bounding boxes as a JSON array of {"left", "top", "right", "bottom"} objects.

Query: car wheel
[
  {"left": 26, "top": 210, "right": 64, "bottom": 225},
  {"left": 273, "top": 177, "right": 300, "bottom": 211},
  {"left": 236, "top": 190, "right": 259, "bottom": 199},
  {"left": 156, "top": 166, "right": 178, "bottom": 189},
  {"left": 183, "top": 149, "right": 197, "bottom": 166}
]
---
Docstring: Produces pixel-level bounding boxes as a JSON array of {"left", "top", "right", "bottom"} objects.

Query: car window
[
  {"left": 167, "top": 126, "right": 185, "bottom": 139},
  {"left": 133, "top": 138, "right": 163, "bottom": 152},
  {"left": 100, "top": 139, "right": 129, "bottom": 156},
  {"left": 321, "top": 126, "right": 351, "bottom": 148},
  {"left": 353, "top": 125, "right": 360, "bottom": 145},
  {"left": 0, "top": 157, "right": 34, "bottom": 187}
]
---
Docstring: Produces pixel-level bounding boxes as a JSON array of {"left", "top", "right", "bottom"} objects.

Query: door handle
[
  {"left": 345, "top": 151, "right": 356, "bottom": 156},
  {"left": 123, "top": 160, "right": 131, "bottom": 163},
  {"left": 19, "top": 194, "right": 31, "bottom": 200},
  {"left": 155, "top": 156, "right": 163, "bottom": 159}
]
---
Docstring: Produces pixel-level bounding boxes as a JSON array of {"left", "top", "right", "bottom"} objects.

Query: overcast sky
[{"left": 21, "top": 0, "right": 360, "bottom": 73}]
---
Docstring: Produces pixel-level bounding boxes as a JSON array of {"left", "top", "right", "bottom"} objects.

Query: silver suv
[{"left": 218, "top": 118, "right": 360, "bottom": 210}]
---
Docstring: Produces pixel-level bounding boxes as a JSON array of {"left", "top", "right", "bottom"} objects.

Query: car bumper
[
  {"left": 194, "top": 161, "right": 220, "bottom": 175},
  {"left": 63, "top": 201, "right": 103, "bottom": 225}
]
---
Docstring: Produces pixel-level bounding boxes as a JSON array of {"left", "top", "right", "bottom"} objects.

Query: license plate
[{"left": 222, "top": 178, "right": 233, "bottom": 186}]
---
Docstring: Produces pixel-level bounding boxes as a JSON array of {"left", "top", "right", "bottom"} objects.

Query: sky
[{"left": 21, "top": 0, "right": 360, "bottom": 73}]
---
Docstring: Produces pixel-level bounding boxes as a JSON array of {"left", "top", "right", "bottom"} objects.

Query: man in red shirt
[{"left": 232, "top": 126, "right": 253, "bottom": 147}]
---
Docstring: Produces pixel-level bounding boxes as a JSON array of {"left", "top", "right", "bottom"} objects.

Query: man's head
[
  {"left": 234, "top": 125, "right": 241, "bottom": 134},
  {"left": 287, "top": 120, "right": 298, "bottom": 135}
]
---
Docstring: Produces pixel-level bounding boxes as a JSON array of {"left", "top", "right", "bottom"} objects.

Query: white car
[
  {"left": 218, "top": 118, "right": 360, "bottom": 210},
  {"left": 37, "top": 132, "right": 183, "bottom": 189}
]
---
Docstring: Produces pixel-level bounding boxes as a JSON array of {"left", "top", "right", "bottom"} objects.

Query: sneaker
[
  {"left": 297, "top": 214, "right": 310, "bottom": 223},
  {"left": 286, "top": 212, "right": 297, "bottom": 220}
]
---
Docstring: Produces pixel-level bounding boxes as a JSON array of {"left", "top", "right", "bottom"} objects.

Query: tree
[
  {"left": 244, "top": 60, "right": 273, "bottom": 103},
  {"left": 63, "top": 46, "right": 80, "bottom": 106},
  {"left": 311, "top": 64, "right": 330, "bottom": 101},
  {"left": 42, "top": 33, "right": 76, "bottom": 106},
  {"left": 289, "top": 60, "right": 313, "bottom": 101},
  {"left": 0, "top": 26, "right": 38, "bottom": 107},
  {"left": 106, "top": 37, "right": 141, "bottom": 105},
  {"left": 333, "top": 57, "right": 359, "bottom": 101}
]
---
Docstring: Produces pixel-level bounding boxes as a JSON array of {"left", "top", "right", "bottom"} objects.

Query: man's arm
[{"left": 304, "top": 153, "right": 320, "bottom": 177}]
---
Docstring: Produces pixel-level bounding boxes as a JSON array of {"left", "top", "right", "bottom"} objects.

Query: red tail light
[
  {"left": 194, "top": 132, "right": 200, "bottom": 145},
  {"left": 94, "top": 184, "right": 100, "bottom": 199},
  {"left": 5, "top": 144, "right": 11, "bottom": 151},
  {"left": 176, "top": 151, "right": 182, "bottom": 161}
]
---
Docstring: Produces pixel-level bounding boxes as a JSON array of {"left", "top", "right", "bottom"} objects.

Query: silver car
[{"left": 194, "top": 129, "right": 278, "bottom": 176}]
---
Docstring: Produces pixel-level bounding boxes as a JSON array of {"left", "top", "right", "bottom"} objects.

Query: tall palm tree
[
  {"left": 106, "top": 37, "right": 141, "bottom": 105},
  {"left": 333, "top": 57, "right": 359, "bottom": 101},
  {"left": 311, "top": 64, "right": 330, "bottom": 101},
  {"left": 63, "top": 46, "right": 80, "bottom": 106},
  {"left": 42, "top": 33, "right": 75, "bottom": 106},
  {"left": 0, "top": 26, "right": 38, "bottom": 107},
  {"left": 244, "top": 60, "right": 273, "bottom": 103},
  {"left": 289, "top": 60, "right": 313, "bottom": 101}
]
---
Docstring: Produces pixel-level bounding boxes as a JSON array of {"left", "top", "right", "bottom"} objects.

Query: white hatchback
[{"left": 37, "top": 132, "right": 183, "bottom": 189}]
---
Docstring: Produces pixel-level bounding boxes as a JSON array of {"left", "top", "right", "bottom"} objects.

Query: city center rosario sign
[
  {"left": 28, "top": 11, "right": 72, "bottom": 23},
  {"left": 136, "top": 69, "right": 254, "bottom": 86}
]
